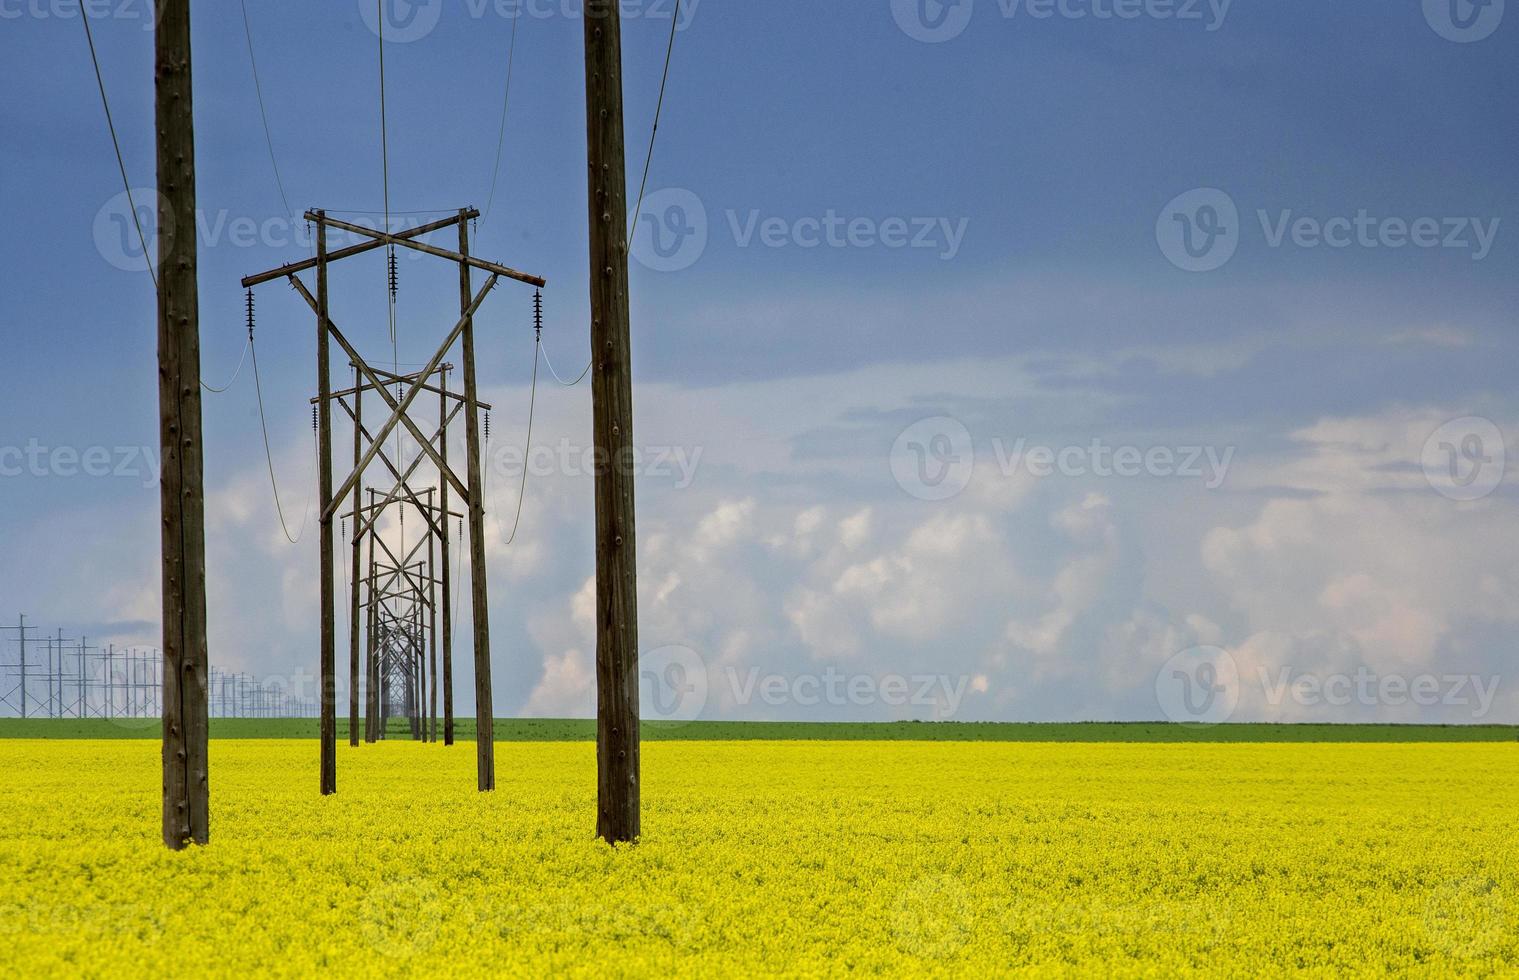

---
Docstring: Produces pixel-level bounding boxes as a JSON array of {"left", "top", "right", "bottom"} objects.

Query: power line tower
[
  {"left": 0, "top": 615, "right": 38, "bottom": 719},
  {"left": 243, "top": 208, "right": 544, "bottom": 794}
]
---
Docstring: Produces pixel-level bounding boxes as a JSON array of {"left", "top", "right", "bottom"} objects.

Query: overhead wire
[
  {"left": 250, "top": 322, "right": 312, "bottom": 546},
  {"left": 80, "top": 10, "right": 156, "bottom": 292},
  {"left": 81, "top": 12, "right": 269, "bottom": 402},
  {"left": 499, "top": 328, "right": 541, "bottom": 547},
  {"left": 237, "top": 0, "right": 295, "bottom": 220},
  {"left": 628, "top": 0, "right": 683, "bottom": 245},
  {"left": 550, "top": 0, "right": 685, "bottom": 388},
  {"left": 479, "top": 10, "right": 521, "bottom": 227}
]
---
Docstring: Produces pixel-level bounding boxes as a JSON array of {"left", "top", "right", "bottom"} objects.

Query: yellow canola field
[{"left": 0, "top": 740, "right": 1515, "bottom": 977}]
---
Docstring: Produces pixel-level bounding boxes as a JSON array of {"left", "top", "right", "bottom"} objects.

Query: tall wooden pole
[
  {"left": 440, "top": 368, "right": 454, "bottom": 745},
  {"left": 428, "top": 492, "right": 439, "bottom": 744},
  {"left": 316, "top": 214, "right": 337, "bottom": 795},
  {"left": 459, "top": 213, "right": 495, "bottom": 790},
  {"left": 349, "top": 368, "right": 363, "bottom": 746},
  {"left": 584, "top": 0, "right": 642, "bottom": 844},
  {"left": 157, "top": 0, "right": 210, "bottom": 850}
]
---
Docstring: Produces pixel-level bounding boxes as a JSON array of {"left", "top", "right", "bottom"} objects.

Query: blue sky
[{"left": 0, "top": 0, "right": 1515, "bottom": 725}]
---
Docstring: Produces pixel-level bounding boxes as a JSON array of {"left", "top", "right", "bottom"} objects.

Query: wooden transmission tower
[{"left": 242, "top": 208, "right": 545, "bottom": 794}]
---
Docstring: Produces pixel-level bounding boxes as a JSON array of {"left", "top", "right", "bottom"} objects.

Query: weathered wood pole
[
  {"left": 315, "top": 214, "right": 337, "bottom": 795},
  {"left": 584, "top": 0, "right": 642, "bottom": 844},
  {"left": 157, "top": 0, "right": 210, "bottom": 850},
  {"left": 440, "top": 368, "right": 454, "bottom": 745},
  {"left": 428, "top": 492, "right": 439, "bottom": 743},
  {"left": 365, "top": 514, "right": 378, "bottom": 743},
  {"left": 459, "top": 212, "right": 495, "bottom": 789},
  {"left": 349, "top": 367, "right": 362, "bottom": 746}
]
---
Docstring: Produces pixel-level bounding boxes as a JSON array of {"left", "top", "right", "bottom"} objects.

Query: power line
[
  {"left": 200, "top": 337, "right": 251, "bottom": 393},
  {"left": 541, "top": 0, "right": 684, "bottom": 389},
  {"left": 249, "top": 320, "right": 311, "bottom": 545},
  {"left": 480, "top": 11, "right": 522, "bottom": 226},
  {"left": 237, "top": 0, "right": 295, "bottom": 219},
  {"left": 629, "top": 0, "right": 683, "bottom": 242},
  {"left": 80, "top": 9, "right": 156, "bottom": 291},
  {"left": 492, "top": 331, "right": 541, "bottom": 547},
  {"left": 376, "top": 0, "right": 399, "bottom": 352},
  {"left": 540, "top": 340, "right": 592, "bottom": 387},
  {"left": 82, "top": 8, "right": 249, "bottom": 396}
]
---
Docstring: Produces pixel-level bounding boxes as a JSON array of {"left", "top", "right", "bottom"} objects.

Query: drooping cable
[
  {"left": 479, "top": 11, "right": 521, "bottom": 227},
  {"left": 237, "top": 0, "right": 295, "bottom": 219},
  {"left": 628, "top": 0, "right": 682, "bottom": 243},
  {"left": 80, "top": 9, "right": 156, "bottom": 291}
]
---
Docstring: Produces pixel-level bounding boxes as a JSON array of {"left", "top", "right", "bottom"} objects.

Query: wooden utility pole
[
  {"left": 440, "top": 369, "right": 454, "bottom": 745},
  {"left": 316, "top": 216, "right": 337, "bottom": 795},
  {"left": 458, "top": 214, "right": 496, "bottom": 790},
  {"left": 584, "top": 0, "right": 642, "bottom": 844},
  {"left": 157, "top": 0, "right": 210, "bottom": 850},
  {"left": 349, "top": 364, "right": 363, "bottom": 746}
]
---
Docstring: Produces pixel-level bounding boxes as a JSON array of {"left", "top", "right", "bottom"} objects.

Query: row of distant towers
[{"left": 0, "top": 614, "right": 316, "bottom": 720}]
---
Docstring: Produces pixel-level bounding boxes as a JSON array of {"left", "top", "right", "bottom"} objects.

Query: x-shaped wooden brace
[{"left": 286, "top": 271, "right": 499, "bottom": 523}]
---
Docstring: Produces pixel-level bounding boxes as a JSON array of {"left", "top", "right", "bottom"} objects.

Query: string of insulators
[
  {"left": 533, "top": 289, "right": 543, "bottom": 339},
  {"left": 312, "top": 405, "right": 318, "bottom": 432},
  {"left": 245, "top": 288, "right": 256, "bottom": 340},
  {"left": 341, "top": 517, "right": 347, "bottom": 542},
  {"left": 484, "top": 411, "right": 491, "bottom": 442},
  {"left": 388, "top": 249, "right": 398, "bottom": 300}
]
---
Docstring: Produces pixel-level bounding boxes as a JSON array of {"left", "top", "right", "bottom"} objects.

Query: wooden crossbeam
[
  {"left": 318, "top": 364, "right": 490, "bottom": 412},
  {"left": 241, "top": 212, "right": 475, "bottom": 289},
  {"left": 308, "top": 212, "right": 546, "bottom": 289}
]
